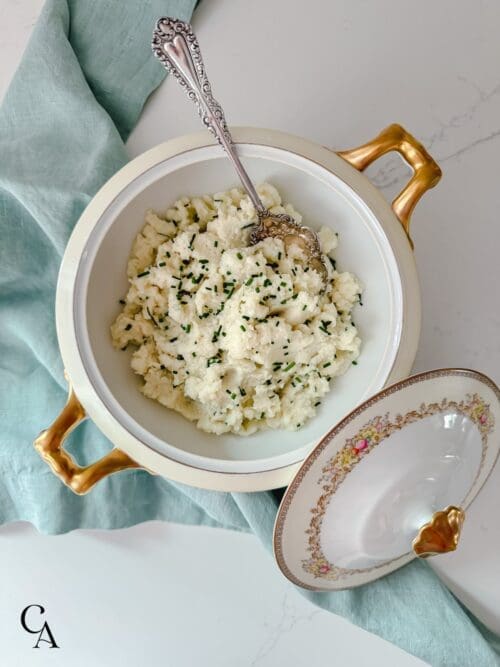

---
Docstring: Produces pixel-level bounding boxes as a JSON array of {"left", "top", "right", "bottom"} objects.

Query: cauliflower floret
[{"left": 111, "top": 183, "right": 362, "bottom": 435}]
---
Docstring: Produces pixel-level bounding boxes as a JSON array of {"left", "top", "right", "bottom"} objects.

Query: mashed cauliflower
[{"left": 111, "top": 183, "right": 362, "bottom": 435}]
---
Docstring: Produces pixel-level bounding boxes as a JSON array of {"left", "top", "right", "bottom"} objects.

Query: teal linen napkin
[{"left": 0, "top": 2, "right": 498, "bottom": 665}]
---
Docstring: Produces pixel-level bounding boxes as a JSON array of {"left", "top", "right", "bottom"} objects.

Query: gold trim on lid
[
  {"left": 412, "top": 506, "right": 465, "bottom": 558},
  {"left": 338, "top": 123, "right": 442, "bottom": 248}
]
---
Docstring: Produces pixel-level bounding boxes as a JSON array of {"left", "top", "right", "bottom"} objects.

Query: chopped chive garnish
[
  {"left": 240, "top": 325, "right": 246, "bottom": 332},
  {"left": 352, "top": 360, "right": 358, "bottom": 365},
  {"left": 125, "top": 323, "right": 132, "bottom": 331},
  {"left": 165, "top": 251, "right": 171, "bottom": 258},
  {"left": 284, "top": 362, "right": 296, "bottom": 372},
  {"left": 158, "top": 261, "right": 166, "bottom": 267},
  {"left": 245, "top": 277, "right": 254, "bottom": 286},
  {"left": 119, "top": 299, "right": 126, "bottom": 305},
  {"left": 137, "top": 270, "right": 150, "bottom": 278},
  {"left": 169, "top": 337, "right": 178, "bottom": 343},
  {"left": 302, "top": 304, "right": 307, "bottom": 311},
  {"left": 199, "top": 259, "right": 209, "bottom": 264},
  {"left": 214, "top": 240, "right": 218, "bottom": 247},
  {"left": 323, "top": 362, "right": 332, "bottom": 368},
  {"left": 146, "top": 307, "right": 158, "bottom": 327},
  {"left": 291, "top": 294, "right": 298, "bottom": 300},
  {"left": 239, "top": 387, "right": 246, "bottom": 397},
  {"left": 241, "top": 223, "right": 254, "bottom": 229},
  {"left": 211, "top": 325, "right": 222, "bottom": 343},
  {"left": 237, "top": 252, "right": 243, "bottom": 260},
  {"left": 181, "top": 324, "right": 191, "bottom": 334}
]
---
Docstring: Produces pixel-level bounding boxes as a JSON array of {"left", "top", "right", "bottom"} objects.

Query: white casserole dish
[{"left": 36, "top": 124, "right": 441, "bottom": 492}]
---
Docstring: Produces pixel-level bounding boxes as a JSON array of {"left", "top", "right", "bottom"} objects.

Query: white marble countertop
[{"left": 1, "top": 0, "right": 499, "bottom": 664}]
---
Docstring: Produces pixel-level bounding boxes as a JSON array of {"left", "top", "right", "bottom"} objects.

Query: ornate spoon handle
[{"left": 152, "top": 18, "right": 265, "bottom": 214}]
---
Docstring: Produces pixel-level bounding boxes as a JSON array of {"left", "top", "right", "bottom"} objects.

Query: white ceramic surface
[
  {"left": 57, "top": 128, "right": 420, "bottom": 490},
  {"left": 274, "top": 369, "right": 500, "bottom": 590},
  {"left": 0, "top": 521, "right": 426, "bottom": 667}
]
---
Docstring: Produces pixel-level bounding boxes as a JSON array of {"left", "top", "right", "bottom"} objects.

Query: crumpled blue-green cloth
[{"left": 0, "top": 2, "right": 498, "bottom": 665}]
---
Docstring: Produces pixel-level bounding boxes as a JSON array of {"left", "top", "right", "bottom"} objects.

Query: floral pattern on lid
[{"left": 302, "top": 394, "right": 494, "bottom": 581}]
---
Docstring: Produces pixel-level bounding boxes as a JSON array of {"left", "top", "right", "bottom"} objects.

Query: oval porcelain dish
[
  {"left": 274, "top": 369, "right": 500, "bottom": 590},
  {"left": 37, "top": 124, "right": 441, "bottom": 493}
]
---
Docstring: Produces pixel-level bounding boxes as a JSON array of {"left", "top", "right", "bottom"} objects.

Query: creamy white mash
[{"left": 111, "top": 183, "right": 362, "bottom": 435}]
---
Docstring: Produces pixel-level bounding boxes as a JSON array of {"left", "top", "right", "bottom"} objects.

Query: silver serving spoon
[{"left": 151, "top": 18, "right": 327, "bottom": 281}]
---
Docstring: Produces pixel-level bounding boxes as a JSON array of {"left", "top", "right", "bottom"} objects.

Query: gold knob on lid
[{"left": 412, "top": 506, "right": 465, "bottom": 558}]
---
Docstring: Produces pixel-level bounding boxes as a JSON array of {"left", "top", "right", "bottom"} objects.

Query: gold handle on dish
[
  {"left": 412, "top": 506, "right": 465, "bottom": 558},
  {"left": 33, "top": 380, "right": 139, "bottom": 495},
  {"left": 338, "top": 123, "right": 442, "bottom": 247}
]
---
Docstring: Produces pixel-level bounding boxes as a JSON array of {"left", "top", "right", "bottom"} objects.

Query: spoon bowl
[{"left": 151, "top": 17, "right": 328, "bottom": 282}]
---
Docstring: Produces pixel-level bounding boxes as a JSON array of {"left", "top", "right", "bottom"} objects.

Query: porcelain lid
[{"left": 273, "top": 369, "right": 500, "bottom": 590}]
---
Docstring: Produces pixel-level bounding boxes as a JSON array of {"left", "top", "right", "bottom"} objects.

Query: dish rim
[
  {"left": 55, "top": 126, "right": 421, "bottom": 491},
  {"left": 272, "top": 367, "right": 500, "bottom": 590}
]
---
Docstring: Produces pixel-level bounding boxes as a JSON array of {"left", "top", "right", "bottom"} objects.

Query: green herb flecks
[{"left": 146, "top": 307, "right": 158, "bottom": 327}]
